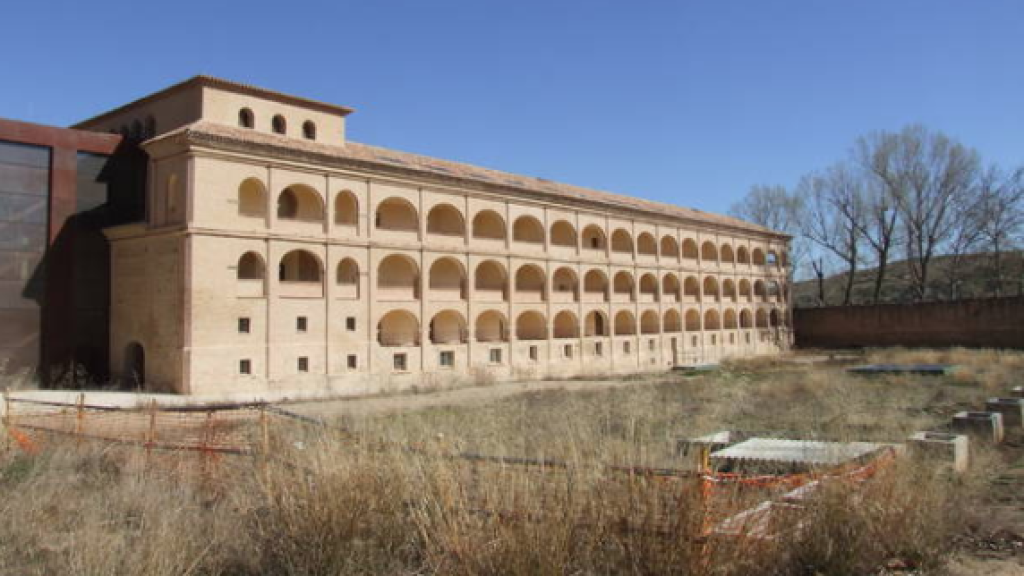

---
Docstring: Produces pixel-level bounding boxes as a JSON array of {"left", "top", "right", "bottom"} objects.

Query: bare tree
[
  {"left": 797, "top": 164, "right": 865, "bottom": 306},
  {"left": 728, "top": 184, "right": 807, "bottom": 279},
  {"left": 941, "top": 189, "right": 985, "bottom": 299},
  {"left": 869, "top": 126, "right": 980, "bottom": 301},
  {"left": 855, "top": 135, "right": 903, "bottom": 304},
  {"left": 976, "top": 165, "right": 1024, "bottom": 296}
]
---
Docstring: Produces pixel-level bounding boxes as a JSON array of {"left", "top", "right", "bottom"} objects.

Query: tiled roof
[{"left": 150, "top": 121, "right": 787, "bottom": 238}]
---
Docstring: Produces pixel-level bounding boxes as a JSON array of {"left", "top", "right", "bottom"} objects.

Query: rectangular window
[
  {"left": 297, "top": 357, "right": 309, "bottom": 372},
  {"left": 564, "top": 344, "right": 573, "bottom": 358},
  {"left": 729, "top": 333, "right": 735, "bottom": 344},
  {"left": 489, "top": 348, "right": 502, "bottom": 364},
  {"left": 346, "top": 317, "right": 356, "bottom": 331},
  {"left": 595, "top": 342, "right": 603, "bottom": 356},
  {"left": 238, "top": 317, "right": 250, "bottom": 333},
  {"left": 347, "top": 354, "right": 357, "bottom": 369},
  {"left": 692, "top": 335, "right": 698, "bottom": 347},
  {"left": 591, "top": 237, "right": 599, "bottom": 248},
  {"left": 623, "top": 341, "right": 631, "bottom": 354},
  {"left": 239, "top": 359, "right": 251, "bottom": 375},
  {"left": 711, "top": 334, "right": 717, "bottom": 345},
  {"left": 529, "top": 346, "right": 538, "bottom": 361},
  {"left": 648, "top": 339, "right": 655, "bottom": 351},
  {"left": 439, "top": 351, "right": 454, "bottom": 367},
  {"left": 394, "top": 353, "right": 408, "bottom": 371},
  {"left": 297, "top": 316, "right": 308, "bottom": 332}
]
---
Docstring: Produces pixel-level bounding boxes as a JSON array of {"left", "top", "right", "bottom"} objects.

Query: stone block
[
  {"left": 985, "top": 398, "right": 1024, "bottom": 429},
  {"left": 951, "top": 411, "right": 1004, "bottom": 444},
  {"left": 907, "top": 431, "right": 969, "bottom": 473}
]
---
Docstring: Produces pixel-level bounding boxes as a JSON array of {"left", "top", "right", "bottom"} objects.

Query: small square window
[
  {"left": 394, "top": 353, "right": 408, "bottom": 371},
  {"left": 489, "top": 348, "right": 502, "bottom": 364},
  {"left": 692, "top": 335, "right": 698, "bottom": 347},
  {"left": 347, "top": 354, "right": 357, "bottom": 369},
  {"left": 623, "top": 341, "right": 631, "bottom": 354},
  {"left": 440, "top": 351, "right": 455, "bottom": 367},
  {"left": 729, "top": 333, "right": 735, "bottom": 344},
  {"left": 297, "top": 316, "right": 308, "bottom": 332},
  {"left": 528, "top": 346, "right": 538, "bottom": 361},
  {"left": 346, "top": 317, "right": 356, "bottom": 331},
  {"left": 648, "top": 339, "right": 655, "bottom": 351},
  {"left": 711, "top": 335, "right": 717, "bottom": 345},
  {"left": 238, "top": 317, "right": 250, "bottom": 333},
  {"left": 563, "top": 344, "right": 573, "bottom": 358},
  {"left": 298, "top": 357, "right": 309, "bottom": 372},
  {"left": 595, "top": 342, "right": 603, "bottom": 356},
  {"left": 239, "top": 359, "right": 251, "bottom": 375}
]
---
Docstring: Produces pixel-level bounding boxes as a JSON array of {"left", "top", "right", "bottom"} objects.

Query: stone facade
[{"left": 78, "top": 76, "right": 792, "bottom": 396}]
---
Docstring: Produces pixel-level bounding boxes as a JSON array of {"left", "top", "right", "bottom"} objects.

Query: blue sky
[{"left": 2, "top": 1, "right": 1021, "bottom": 216}]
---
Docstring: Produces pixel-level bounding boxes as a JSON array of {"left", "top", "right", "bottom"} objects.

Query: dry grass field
[{"left": 0, "top": 348, "right": 1021, "bottom": 575}]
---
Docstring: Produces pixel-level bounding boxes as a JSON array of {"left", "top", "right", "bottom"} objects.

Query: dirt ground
[{"left": 285, "top": 351, "right": 1024, "bottom": 574}]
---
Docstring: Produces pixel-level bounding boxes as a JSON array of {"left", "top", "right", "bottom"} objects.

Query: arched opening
[
  {"left": 428, "top": 258, "right": 467, "bottom": 300},
  {"left": 661, "top": 236, "right": 679, "bottom": 260},
  {"left": 553, "top": 310, "right": 579, "bottom": 339},
  {"left": 123, "top": 342, "right": 145, "bottom": 388},
  {"left": 302, "top": 120, "right": 316, "bottom": 140},
  {"left": 238, "top": 178, "right": 267, "bottom": 218},
  {"left": 376, "top": 197, "right": 419, "bottom": 233},
  {"left": 682, "top": 239, "right": 699, "bottom": 260},
  {"left": 336, "top": 258, "right": 359, "bottom": 298},
  {"left": 516, "top": 311, "right": 547, "bottom": 340},
  {"left": 704, "top": 309, "right": 721, "bottom": 330},
  {"left": 583, "top": 269, "right": 609, "bottom": 302},
  {"left": 739, "top": 279, "right": 752, "bottom": 301},
  {"left": 476, "top": 310, "right": 508, "bottom": 342},
  {"left": 238, "top": 108, "right": 254, "bottom": 129},
  {"left": 754, "top": 280, "right": 767, "bottom": 302},
  {"left": 756, "top": 309, "right": 769, "bottom": 328},
  {"left": 514, "top": 264, "right": 545, "bottom": 301},
  {"left": 737, "top": 246, "right": 750, "bottom": 265},
  {"left": 767, "top": 281, "right": 781, "bottom": 302},
  {"left": 770, "top": 309, "right": 782, "bottom": 328},
  {"left": 685, "top": 310, "right": 701, "bottom": 331},
  {"left": 724, "top": 309, "right": 738, "bottom": 329},
  {"left": 723, "top": 279, "right": 737, "bottom": 302},
  {"left": 334, "top": 191, "right": 358, "bottom": 227},
  {"left": 550, "top": 221, "right": 577, "bottom": 249},
  {"left": 430, "top": 310, "right": 467, "bottom": 344},
  {"left": 752, "top": 248, "right": 766, "bottom": 266},
  {"left": 703, "top": 276, "right": 720, "bottom": 302},
  {"left": 378, "top": 310, "right": 419, "bottom": 346},
  {"left": 584, "top": 311, "right": 607, "bottom": 337},
  {"left": 377, "top": 254, "right": 419, "bottom": 300},
  {"left": 474, "top": 260, "right": 508, "bottom": 301},
  {"left": 472, "top": 210, "right": 506, "bottom": 240},
  {"left": 277, "top": 185, "right": 323, "bottom": 222},
  {"left": 640, "top": 310, "right": 660, "bottom": 334},
  {"left": 639, "top": 274, "right": 659, "bottom": 302},
  {"left": 144, "top": 116, "right": 156, "bottom": 138},
  {"left": 683, "top": 276, "right": 700, "bottom": 300},
  {"left": 551, "top": 267, "right": 579, "bottom": 302},
  {"left": 767, "top": 251, "right": 779, "bottom": 267},
  {"left": 611, "top": 229, "right": 633, "bottom": 255},
  {"left": 272, "top": 114, "right": 287, "bottom": 135},
  {"left": 581, "top": 225, "right": 606, "bottom": 251},
  {"left": 512, "top": 216, "right": 544, "bottom": 244},
  {"left": 740, "top": 309, "right": 753, "bottom": 329},
  {"left": 637, "top": 233, "right": 657, "bottom": 257},
  {"left": 279, "top": 250, "right": 322, "bottom": 283},
  {"left": 614, "top": 311, "right": 636, "bottom": 336},
  {"left": 721, "top": 244, "right": 735, "bottom": 264},
  {"left": 238, "top": 252, "right": 265, "bottom": 280},
  {"left": 426, "top": 204, "right": 466, "bottom": 237},
  {"left": 701, "top": 241, "right": 718, "bottom": 263},
  {"left": 662, "top": 274, "right": 681, "bottom": 302},
  {"left": 613, "top": 271, "right": 635, "bottom": 301},
  {"left": 664, "top": 309, "right": 682, "bottom": 332}
]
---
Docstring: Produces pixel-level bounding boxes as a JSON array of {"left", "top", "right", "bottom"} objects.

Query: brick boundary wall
[{"left": 793, "top": 297, "right": 1024, "bottom": 349}]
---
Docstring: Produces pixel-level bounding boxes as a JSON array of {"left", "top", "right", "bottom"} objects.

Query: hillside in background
[{"left": 792, "top": 251, "right": 1024, "bottom": 308}]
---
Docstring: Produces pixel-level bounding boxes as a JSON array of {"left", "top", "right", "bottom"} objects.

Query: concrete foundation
[
  {"left": 951, "top": 411, "right": 1004, "bottom": 444},
  {"left": 985, "top": 398, "right": 1024, "bottom": 429},
  {"left": 907, "top": 431, "right": 969, "bottom": 473}
]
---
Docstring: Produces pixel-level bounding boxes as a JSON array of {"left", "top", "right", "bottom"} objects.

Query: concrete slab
[
  {"left": 709, "top": 437, "right": 892, "bottom": 473},
  {"left": 908, "top": 431, "right": 969, "bottom": 473},
  {"left": 951, "top": 411, "right": 1004, "bottom": 444},
  {"left": 847, "top": 363, "right": 957, "bottom": 376},
  {"left": 985, "top": 398, "right": 1024, "bottom": 429}
]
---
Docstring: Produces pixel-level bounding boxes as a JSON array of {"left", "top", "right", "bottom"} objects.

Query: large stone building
[{"left": 69, "top": 76, "right": 791, "bottom": 396}]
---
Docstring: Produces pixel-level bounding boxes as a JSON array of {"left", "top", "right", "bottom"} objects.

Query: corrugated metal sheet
[{"left": 710, "top": 438, "right": 889, "bottom": 466}]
